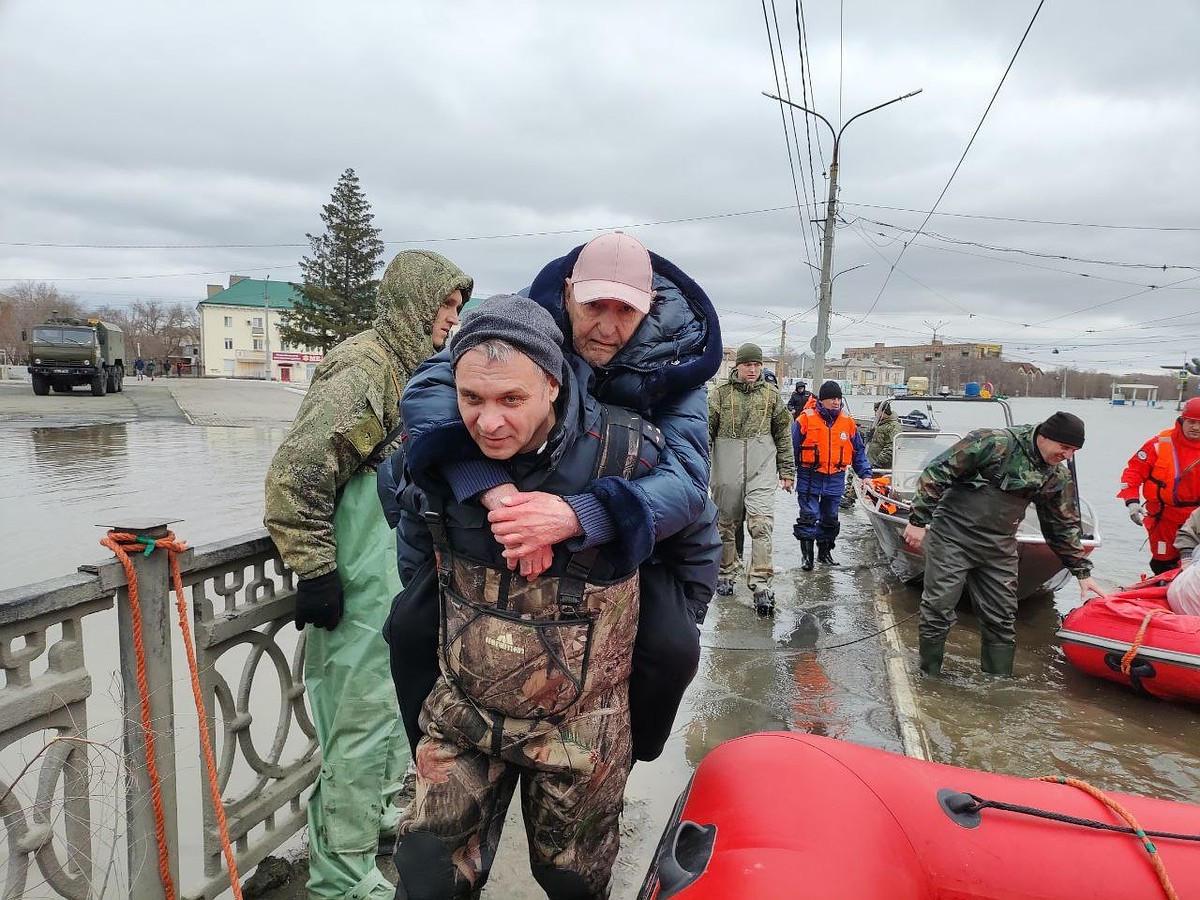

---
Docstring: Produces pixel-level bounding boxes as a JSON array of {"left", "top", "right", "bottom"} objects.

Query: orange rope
[
  {"left": 1037, "top": 775, "right": 1178, "bottom": 899},
  {"left": 103, "top": 530, "right": 243, "bottom": 899},
  {"left": 1120, "top": 607, "right": 1171, "bottom": 676}
]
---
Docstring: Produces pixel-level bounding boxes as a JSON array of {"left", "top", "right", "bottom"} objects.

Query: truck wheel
[
  {"left": 106, "top": 368, "right": 118, "bottom": 393},
  {"left": 91, "top": 372, "right": 107, "bottom": 396},
  {"left": 115, "top": 365, "right": 125, "bottom": 392},
  {"left": 31, "top": 374, "right": 50, "bottom": 396}
]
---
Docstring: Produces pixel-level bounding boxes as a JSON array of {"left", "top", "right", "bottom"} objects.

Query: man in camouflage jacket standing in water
[
  {"left": 264, "top": 249, "right": 472, "bottom": 900},
  {"left": 902, "top": 411, "right": 1103, "bottom": 677}
]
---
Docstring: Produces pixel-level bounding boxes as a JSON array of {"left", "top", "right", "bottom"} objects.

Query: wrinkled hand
[
  {"left": 488, "top": 491, "right": 582, "bottom": 557},
  {"left": 903, "top": 523, "right": 926, "bottom": 552},
  {"left": 294, "top": 570, "right": 344, "bottom": 630},
  {"left": 1078, "top": 576, "right": 1104, "bottom": 599},
  {"left": 505, "top": 544, "right": 554, "bottom": 579},
  {"left": 1126, "top": 501, "right": 1146, "bottom": 526},
  {"left": 780, "top": 477, "right": 795, "bottom": 493}
]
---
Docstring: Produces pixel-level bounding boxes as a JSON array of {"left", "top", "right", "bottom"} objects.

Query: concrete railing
[{"left": 0, "top": 524, "right": 315, "bottom": 899}]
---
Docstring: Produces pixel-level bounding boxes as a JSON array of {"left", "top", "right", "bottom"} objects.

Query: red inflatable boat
[
  {"left": 1057, "top": 573, "right": 1200, "bottom": 703},
  {"left": 639, "top": 732, "right": 1200, "bottom": 899}
]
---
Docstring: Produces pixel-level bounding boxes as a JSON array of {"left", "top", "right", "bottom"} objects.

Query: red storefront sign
[{"left": 272, "top": 352, "right": 324, "bottom": 363}]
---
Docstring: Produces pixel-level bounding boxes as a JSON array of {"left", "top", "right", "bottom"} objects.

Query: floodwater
[{"left": 2, "top": 394, "right": 1199, "bottom": 899}]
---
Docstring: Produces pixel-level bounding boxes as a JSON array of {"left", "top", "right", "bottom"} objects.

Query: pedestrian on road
[
  {"left": 146, "top": 360, "right": 156, "bottom": 380},
  {"left": 388, "top": 297, "right": 663, "bottom": 899},
  {"left": 1118, "top": 397, "right": 1200, "bottom": 573},
  {"left": 133, "top": 357, "right": 144, "bottom": 381},
  {"left": 902, "top": 411, "right": 1103, "bottom": 677},
  {"left": 384, "top": 230, "right": 722, "bottom": 767},
  {"left": 792, "top": 380, "right": 871, "bottom": 571},
  {"left": 787, "top": 379, "right": 814, "bottom": 414},
  {"left": 263, "top": 249, "right": 471, "bottom": 900},
  {"left": 709, "top": 342, "right": 795, "bottom": 615}
]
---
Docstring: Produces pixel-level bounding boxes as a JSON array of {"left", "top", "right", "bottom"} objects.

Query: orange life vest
[
  {"left": 796, "top": 407, "right": 858, "bottom": 475},
  {"left": 1146, "top": 428, "right": 1200, "bottom": 511}
]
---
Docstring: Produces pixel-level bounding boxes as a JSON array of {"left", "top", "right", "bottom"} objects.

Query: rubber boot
[
  {"left": 816, "top": 541, "right": 837, "bottom": 565},
  {"left": 800, "top": 539, "right": 815, "bottom": 571},
  {"left": 918, "top": 637, "right": 945, "bottom": 677},
  {"left": 980, "top": 642, "right": 1016, "bottom": 676}
]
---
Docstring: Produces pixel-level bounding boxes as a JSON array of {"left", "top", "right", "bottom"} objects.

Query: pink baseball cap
[{"left": 569, "top": 231, "right": 654, "bottom": 313}]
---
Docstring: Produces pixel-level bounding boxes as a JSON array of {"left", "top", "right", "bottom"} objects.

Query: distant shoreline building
[
  {"left": 197, "top": 277, "right": 322, "bottom": 382},
  {"left": 843, "top": 339, "right": 1002, "bottom": 366}
]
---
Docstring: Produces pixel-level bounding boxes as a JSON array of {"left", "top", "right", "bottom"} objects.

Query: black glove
[{"left": 294, "top": 570, "right": 344, "bottom": 630}]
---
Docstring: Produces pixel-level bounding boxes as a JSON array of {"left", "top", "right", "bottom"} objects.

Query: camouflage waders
[
  {"left": 919, "top": 483, "right": 1027, "bottom": 675},
  {"left": 395, "top": 552, "right": 639, "bottom": 899}
]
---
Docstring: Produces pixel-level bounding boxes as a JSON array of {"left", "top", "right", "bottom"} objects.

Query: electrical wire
[{"left": 860, "top": 0, "right": 1047, "bottom": 320}]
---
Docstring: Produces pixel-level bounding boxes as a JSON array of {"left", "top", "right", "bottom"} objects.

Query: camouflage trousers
[{"left": 395, "top": 682, "right": 633, "bottom": 900}]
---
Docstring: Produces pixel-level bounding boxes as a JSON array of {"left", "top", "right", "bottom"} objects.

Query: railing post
[{"left": 112, "top": 522, "right": 181, "bottom": 899}]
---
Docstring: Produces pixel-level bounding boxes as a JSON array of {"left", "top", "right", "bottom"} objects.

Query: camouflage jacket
[
  {"left": 867, "top": 415, "right": 899, "bottom": 468},
  {"left": 708, "top": 373, "right": 796, "bottom": 478},
  {"left": 264, "top": 250, "right": 472, "bottom": 578},
  {"left": 909, "top": 423, "right": 1092, "bottom": 577}
]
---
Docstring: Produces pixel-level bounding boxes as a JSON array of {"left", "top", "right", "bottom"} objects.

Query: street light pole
[{"left": 764, "top": 89, "right": 921, "bottom": 385}]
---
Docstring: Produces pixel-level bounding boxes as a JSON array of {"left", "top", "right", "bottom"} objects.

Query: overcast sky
[{"left": 2, "top": 1, "right": 1197, "bottom": 374}]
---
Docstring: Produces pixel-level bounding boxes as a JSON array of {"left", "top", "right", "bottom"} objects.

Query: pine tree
[{"left": 279, "top": 168, "right": 386, "bottom": 352}]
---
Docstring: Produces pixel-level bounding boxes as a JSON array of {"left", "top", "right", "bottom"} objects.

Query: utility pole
[
  {"left": 777, "top": 317, "right": 788, "bottom": 381},
  {"left": 765, "top": 88, "right": 921, "bottom": 385},
  {"left": 923, "top": 319, "right": 947, "bottom": 391},
  {"left": 263, "top": 276, "right": 271, "bottom": 381}
]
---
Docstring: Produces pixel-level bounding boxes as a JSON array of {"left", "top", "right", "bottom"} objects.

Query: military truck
[{"left": 24, "top": 317, "right": 126, "bottom": 396}]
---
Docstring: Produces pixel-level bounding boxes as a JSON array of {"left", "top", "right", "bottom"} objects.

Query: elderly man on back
[
  {"left": 387, "top": 294, "right": 678, "bottom": 898},
  {"left": 385, "top": 231, "right": 722, "bottom": 767}
]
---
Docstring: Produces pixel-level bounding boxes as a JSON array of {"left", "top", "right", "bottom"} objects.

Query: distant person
[
  {"left": 264, "top": 249, "right": 471, "bottom": 900},
  {"left": 145, "top": 360, "right": 156, "bottom": 380},
  {"left": 1118, "top": 398, "right": 1200, "bottom": 573},
  {"left": 787, "top": 379, "right": 814, "bottom": 414},
  {"left": 709, "top": 342, "right": 795, "bottom": 615},
  {"left": 133, "top": 357, "right": 145, "bottom": 381},
  {"left": 793, "top": 380, "right": 871, "bottom": 570},
  {"left": 867, "top": 401, "right": 900, "bottom": 469},
  {"left": 902, "top": 412, "right": 1103, "bottom": 677},
  {"left": 174, "top": 361, "right": 182, "bottom": 377}
]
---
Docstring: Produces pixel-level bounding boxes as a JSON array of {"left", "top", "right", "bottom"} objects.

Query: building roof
[{"left": 199, "top": 278, "right": 301, "bottom": 310}]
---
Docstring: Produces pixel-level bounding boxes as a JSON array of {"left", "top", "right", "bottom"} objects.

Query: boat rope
[
  {"left": 700, "top": 610, "right": 919, "bottom": 653},
  {"left": 102, "top": 530, "right": 244, "bottom": 900},
  {"left": 961, "top": 779, "right": 1194, "bottom": 900},
  {"left": 1120, "top": 607, "right": 1171, "bottom": 676}
]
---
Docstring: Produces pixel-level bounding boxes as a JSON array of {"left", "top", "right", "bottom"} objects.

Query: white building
[{"left": 197, "top": 276, "right": 322, "bottom": 382}]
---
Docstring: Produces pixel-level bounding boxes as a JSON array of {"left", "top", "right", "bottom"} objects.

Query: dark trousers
[{"left": 385, "top": 561, "right": 700, "bottom": 763}]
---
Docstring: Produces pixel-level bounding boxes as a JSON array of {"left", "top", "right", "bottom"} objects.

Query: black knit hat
[
  {"left": 1038, "top": 411, "right": 1085, "bottom": 448},
  {"left": 450, "top": 294, "right": 565, "bottom": 381},
  {"left": 818, "top": 380, "right": 842, "bottom": 401}
]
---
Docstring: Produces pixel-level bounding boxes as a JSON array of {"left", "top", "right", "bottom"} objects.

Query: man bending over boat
[{"left": 901, "top": 411, "right": 1103, "bottom": 677}]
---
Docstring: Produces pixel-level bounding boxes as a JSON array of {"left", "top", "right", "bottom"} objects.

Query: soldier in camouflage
[
  {"left": 708, "top": 342, "right": 795, "bottom": 615},
  {"left": 902, "top": 412, "right": 1103, "bottom": 677},
  {"left": 264, "top": 249, "right": 472, "bottom": 900},
  {"left": 867, "top": 401, "right": 899, "bottom": 469},
  {"left": 390, "top": 295, "right": 657, "bottom": 900}
]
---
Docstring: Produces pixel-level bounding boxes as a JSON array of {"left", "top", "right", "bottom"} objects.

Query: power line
[
  {"left": 841, "top": 201, "right": 1200, "bottom": 232},
  {"left": 860, "top": 0, "right": 1047, "bottom": 319}
]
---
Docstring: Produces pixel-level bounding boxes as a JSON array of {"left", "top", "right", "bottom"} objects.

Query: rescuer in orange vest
[{"left": 1118, "top": 396, "right": 1200, "bottom": 573}]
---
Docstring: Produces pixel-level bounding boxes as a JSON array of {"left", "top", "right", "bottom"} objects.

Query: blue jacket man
[
  {"left": 792, "top": 380, "right": 872, "bottom": 570},
  {"left": 380, "top": 232, "right": 721, "bottom": 762}
]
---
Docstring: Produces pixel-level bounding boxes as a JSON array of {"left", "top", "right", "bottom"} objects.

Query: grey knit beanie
[{"left": 449, "top": 294, "right": 565, "bottom": 381}]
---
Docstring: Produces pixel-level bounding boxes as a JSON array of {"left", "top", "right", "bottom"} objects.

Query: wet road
[{"left": 3, "top": 382, "right": 1199, "bottom": 898}]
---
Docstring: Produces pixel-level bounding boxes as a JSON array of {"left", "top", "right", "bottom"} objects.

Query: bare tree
[{"left": 0, "top": 282, "right": 85, "bottom": 364}]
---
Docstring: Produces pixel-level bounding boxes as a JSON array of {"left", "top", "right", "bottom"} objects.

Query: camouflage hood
[{"left": 373, "top": 249, "right": 473, "bottom": 378}]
